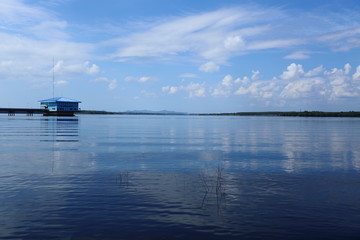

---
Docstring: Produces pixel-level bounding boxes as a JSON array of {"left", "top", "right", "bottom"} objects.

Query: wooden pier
[{"left": 0, "top": 108, "right": 45, "bottom": 116}]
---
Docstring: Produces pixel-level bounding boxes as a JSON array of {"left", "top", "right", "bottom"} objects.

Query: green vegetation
[
  {"left": 78, "top": 110, "right": 360, "bottom": 117},
  {"left": 198, "top": 111, "right": 360, "bottom": 117}
]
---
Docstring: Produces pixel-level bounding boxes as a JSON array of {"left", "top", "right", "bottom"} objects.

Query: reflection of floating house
[{"left": 39, "top": 97, "right": 81, "bottom": 116}]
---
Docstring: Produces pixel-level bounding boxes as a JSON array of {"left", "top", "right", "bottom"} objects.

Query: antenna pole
[{"left": 52, "top": 57, "right": 55, "bottom": 98}]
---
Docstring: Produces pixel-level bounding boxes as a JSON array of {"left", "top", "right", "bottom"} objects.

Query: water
[{"left": 0, "top": 114, "right": 360, "bottom": 239}]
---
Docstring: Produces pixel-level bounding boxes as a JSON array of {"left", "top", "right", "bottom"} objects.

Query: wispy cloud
[
  {"left": 284, "top": 51, "right": 311, "bottom": 60},
  {"left": 124, "top": 76, "right": 153, "bottom": 83},
  {"left": 179, "top": 73, "right": 198, "bottom": 78},
  {"left": 109, "top": 6, "right": 284, "bottom": 63},
  {"left": 106, "top": 4, "right": 360, "bottom": 67},
  {"left": 0, "top": 0, "right": 97, "bottom": 84},
  {"left": 91, "top": 77, "right": 117, "bottom": 90}
]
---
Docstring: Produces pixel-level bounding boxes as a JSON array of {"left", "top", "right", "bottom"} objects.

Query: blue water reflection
[{"left": 0, "top": 115, "right": 360, "bottom": 239}]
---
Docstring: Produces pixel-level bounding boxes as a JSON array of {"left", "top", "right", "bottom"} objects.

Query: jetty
[{"left": 0, "top": 108, "right": 45, "bottom": 116}]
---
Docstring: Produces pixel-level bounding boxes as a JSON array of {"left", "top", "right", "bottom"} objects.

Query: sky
[{"left": 0, "top": 0, "right": 360, "bottom": 113}]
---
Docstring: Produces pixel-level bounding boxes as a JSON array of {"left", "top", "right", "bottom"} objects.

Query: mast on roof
[{"left": 52, "top": 57, "right": 55, "bottom": 98}]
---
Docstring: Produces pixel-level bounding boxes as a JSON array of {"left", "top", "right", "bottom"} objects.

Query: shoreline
[{"left": 78, "top": 110, "right": 360, "bottom": 117}]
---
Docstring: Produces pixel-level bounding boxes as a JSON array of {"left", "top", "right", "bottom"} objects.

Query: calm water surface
[{"left": 0, "top": 115, "right": 360, "bottom": 239}]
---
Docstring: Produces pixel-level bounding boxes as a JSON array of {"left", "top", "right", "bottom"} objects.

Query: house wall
[{"left": 41, "top": 102, "right": 79, "bottom": 112}]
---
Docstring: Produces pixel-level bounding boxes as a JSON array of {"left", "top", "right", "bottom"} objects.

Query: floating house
[{"left": 39, "top": 97, "right": 81, "bottom": 116}]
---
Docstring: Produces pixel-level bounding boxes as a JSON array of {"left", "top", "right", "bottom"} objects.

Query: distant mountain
[{"left": 125, "top": 110, "right": 187, "bottom": 115}]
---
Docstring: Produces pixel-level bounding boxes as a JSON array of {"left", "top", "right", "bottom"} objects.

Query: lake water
[{"left": 0, "top": 114, "right": 360, "bottom": 239}]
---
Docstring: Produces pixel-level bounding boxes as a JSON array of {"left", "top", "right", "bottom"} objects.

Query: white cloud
[
  {"left": 124, "top": 76, "right": 152, "bottom": 82},
  {"left": 0, "top": 0, "right": 97, "bottom": 85},
  {"left": 186, "top": 82, "right": 206, "bottom": 98},
  {"left": 162, "top": 82, "right": 206, "bottom": 98},
  {"left": 235, "top": 86, "right": 248, "bottom": 95},
  {"left": 353, "top": 66, "right": 360, "bottom": 81},
  {"left": 29, "top": 20, "right": 69, "bottom": 40},
  {"left": 0, "top": 0, "right": 51, "bottom": 26},
  {"left": 212, "top": 75, "right": 233, "bottom": 97},
  {"left": 305, "top": 65, "right": 324, "bottom": 77},
  {"left": 110, "top": 7, "right": 292, "bottom": 63},
  {"left": 235, "top": 76, "right": 250, "bottom": 85},
  {"left": 251, "top": 70, "right": 260, "bottom": 80},
  {"left": 280, "top": 63, "right": 305, "bottom": 80},
  {"left": 139, "top": 76, "right": 151, "bottom": 82},
  {"left": 54, "top": 61, "right": 99, "bottom": 75},
  {"left": 162, "top": 86, "right": 180, "bottom": 95},
  {"left": 106, "top": 4, "right": 360, "bottom": 66},
  {"left": 344, "top": 63, "right": 351, "bottom": 75},
  {"left": 54, "top": 80, "right": 68, "bottom": 86},
  {"left": 317, "top": 27, "right": 360, "bottom": 51},
  {"left": 235, "top": 81, "right": 278, "bottom": 99},
  {"left": 284, "top": 51, "right": 310, "bottom": 60},
  {"left": 212, "top": 88, "right": 229, "bottom": 97},
  {"left": 324, "top": 64, "right": 360, "bottom": 98},
  {"left": 108, "top": 79, "right": 118, "bottom": 90},
  {"left": 223, "top": 35, "right": 245, "bottom": 51},
  {"left": 247, "top": 39, "right": 301, "bottom": 51},
  {"left": 91, "top": 77, "right": 117, "bottom": 90},
  {"left": 222, "top": 75, "right": 233, "bottom": 87},
  {"left": 199, "top": 61, "right": 220, "bottom": 73},
  {"left": 162, "top": 63, "right": 360, "bottom": 107},
  {"left": 233, "top": 63, "right": 360, "bottom": 106},
  {"left": 280, "top": 78, "right": 325, "bottom": 99}
]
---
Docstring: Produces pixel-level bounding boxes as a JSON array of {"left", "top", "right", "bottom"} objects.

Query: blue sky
[{"left": 1, "top": 0, "right": 360, "bottom": 113}]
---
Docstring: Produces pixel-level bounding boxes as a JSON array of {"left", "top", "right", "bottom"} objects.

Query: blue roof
[{"left": 39, "top": 97, "right": 81, "bottom": 103}]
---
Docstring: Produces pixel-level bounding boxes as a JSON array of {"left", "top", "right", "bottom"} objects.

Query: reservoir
[{"left": 0, "top": 115, "right": 359, "bottom": 239}]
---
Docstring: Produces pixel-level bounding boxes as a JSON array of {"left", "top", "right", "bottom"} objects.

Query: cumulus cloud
[
  {"left": 186, "top": 82, "right": 206, "bottom": 98},
  {"left": 223, "top": 35, "right": 245, "bottom": 50},
  {"left": 199, "top": 61, "right": 220, "bottom": 73},
  {"left": 222, "top": 75, "right": 233, "bottom": 87},
  {"left": 280, "top": 63, "right": 305, "bottom": 80},
  {"left": 235, "top": 81, "right": 278, "bottom": 99},
  {"left": 323, "top": 64, "right": 360, "bottom": 98},
  {"left": 234, "top": 63, "right": 360, "bottom": 103},
  {"left": 212, "top": 75, "right": 233, "bottom": 97},
  {"left": 305, "top": 65, "right": 325, "bottom": 77},
  {"left": 162, "top": 86, "right": 180, "bottom": 95},
  {"left": 353, "top": 66, "right": 360, "bottom": 80},
  {"left": 162, "top": 82, "right": 206, "bottom": 98},
  {"left": 280, "top": 78, "right": 325, "bottom": 99},
  {"left": 53, "top": 61, "right": 99, "bottom": 75},
  {"left": 163, "top": 63, "right": 360, "bottom": 107},
  {"left": 344, "top": 63, "right": 351, "bottom": 75}
]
